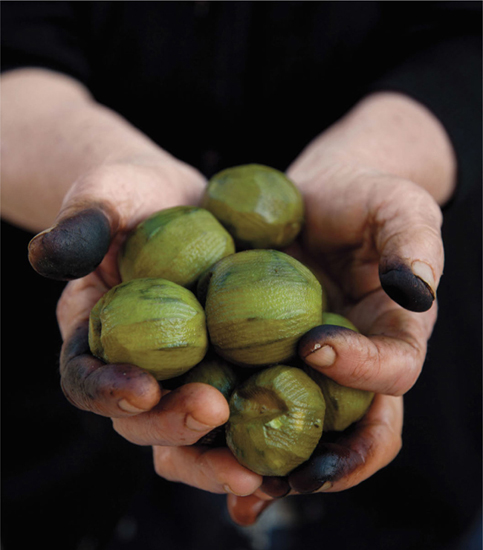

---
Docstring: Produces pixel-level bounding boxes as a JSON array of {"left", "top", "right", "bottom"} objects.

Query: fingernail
[
  {"left": 380, "top": 261, "right": 434, "bottom": 312},
  {"left": 223, "top": 484, "right": 253, "bottom": 497},
  {"left": 118, "top": 399, "right": 147, "bottom": 414},
  {"left": 305, "top": 345, "right": 336, "bottom": 368},
  {"left": 260, "top": 476, "right": 291, "bottom": 498},
  {"left": 411, "top": 260, "right": 436, "bottom": 298},
  {"left": 289, "top": 442, "right": 364, "bottom": 494},
  {"left": 185, "top": 414, "right": 214, "bottom": 432},
  {"left": 28, "top": 208, "right": 111, "bottom": 280}
]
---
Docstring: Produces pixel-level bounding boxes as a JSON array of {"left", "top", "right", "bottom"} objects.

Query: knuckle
[
  {"left": 195, "top": 450, "right": 223, "bottom": 488},
  {"left": 350, "top": 342, "right": 382, "bottom": 386},
  {"left": 153, "top": 447, "right": 179, "bottom": 481}
]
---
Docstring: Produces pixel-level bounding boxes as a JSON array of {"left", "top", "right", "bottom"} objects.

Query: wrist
[
  {"left": 288, "top": 92, "right": 457, "bottom": 206},
  {"left": 1, "top": 69, "right": 206, "bottom": 231}
]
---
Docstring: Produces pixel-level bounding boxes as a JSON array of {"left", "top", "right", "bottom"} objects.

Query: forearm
[
  {"left": 288, "top": 92, "right": 457, "bottom": 206},
  {"left": 1, "top": 68, "right": 203, "bottom": 232}
]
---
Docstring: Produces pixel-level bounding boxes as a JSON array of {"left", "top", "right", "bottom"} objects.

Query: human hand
[
  {"left": 29, "top": 156, "right": 263, "bottom": 497},
  {"left": 226, "top": 92, "right": 456, "bottom": 525}
]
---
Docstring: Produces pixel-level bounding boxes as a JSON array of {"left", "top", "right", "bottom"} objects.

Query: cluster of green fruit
[{"left": 88, "top": 164, "right": 374, "bottom": 477}]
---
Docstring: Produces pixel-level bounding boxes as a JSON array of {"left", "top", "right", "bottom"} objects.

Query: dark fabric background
[{"left": 1, "top": 2, "right": 481, "bottom": 549}]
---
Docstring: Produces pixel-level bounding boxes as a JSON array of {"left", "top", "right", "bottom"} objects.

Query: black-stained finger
[
  {"left": 379, "top": 259, "right": 434, "bottom": 313},
  {"left": 298, "top": 324, "right": 355, "bottom": 359},
  {"left": 288, "top": 441, "right": 364, "bottom": 494},
  {"left": 59, "top": 322, "right": 161, "bottom": 417},
  {"left": 28, "top": 207, "right": 111, "bottom": 280},
  {"left": 260, "top": 476, "right": 291, "bottom": 498}
]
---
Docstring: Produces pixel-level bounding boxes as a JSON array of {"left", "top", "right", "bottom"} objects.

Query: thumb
[
  {"left": 27, "top": 161, "right": 206, "bottom": 281},
  {"left": 28, "top": 204, "right": 113, "bottom": 280},
  {"left": 297, "top": 170, "right": 444, "bottom": 313},
  {"left": 374, "top": 179, "right": 443, "bottom": 313}
]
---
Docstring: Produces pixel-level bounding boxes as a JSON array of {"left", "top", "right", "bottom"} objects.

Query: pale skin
[{"left": 1, "top": 68, "right": 456, "bottom": 525}]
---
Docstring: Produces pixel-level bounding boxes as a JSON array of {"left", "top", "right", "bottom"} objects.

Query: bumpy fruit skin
[
  {"left": 307, "top": 312, "right": 374, "bottom": 431},
  {"left": 226, "top": 365, "right": 325, "bottom": 476},
  {"left": 118, "top": 206, "right": 235, "bottom": 288},
  {"left": 201, "top": 164, "right": 304, "bottom": 250},
  {"left": 322, "top": 311, "right": 358, "bottom": 331},
  {"left": 305, "top": 369, "right": 374, "bottom": 432},
  {"left": 179, "top": 354, "right": 239, "bottom": 400},
  {"left": 205, "top": 250, "right": 323, "bottom": 366},
  {"left": 88, "top": 278, "right": 208, "bottom": 380}
]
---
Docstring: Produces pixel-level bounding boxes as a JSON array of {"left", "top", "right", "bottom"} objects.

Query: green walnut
[
  {"left": 226, "top": 365, "right": 325, "bottom": 476},
  {"left": 307, "top": 312, "right": 374, "bottom": 431},
  {"left": 201, "top": 164, "right": 304, "bottom": 250},
  {"left": 322, "top": 311, "right": 358, "bottom": 332},
  {"left": 88, "top": 278, "right": 208, "bottom": 380},
  {"left": 118, "top": 206, "right": 235, "bottom": 288},
  {"left": 179, "top": 354, "right": 239, "bottom": 400},
  {"left": 204, "top": 249, "right": 323, "bottom": 366}
]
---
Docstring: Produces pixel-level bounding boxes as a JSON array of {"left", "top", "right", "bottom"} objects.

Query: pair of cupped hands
[{"left": 28, "top": 94, "right": 448, "bottom": 526}]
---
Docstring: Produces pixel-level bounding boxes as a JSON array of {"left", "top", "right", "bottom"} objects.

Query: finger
[
  {"left": 299, "top": 289, "right": 437, "bottom": 395},
  {"left": 288, "top": 394, "right": 403, "bottom": 493},
  {"left": 28, "top": 162, "right": 205, "bottom": 281},
  {"left": 153, "top": 445, "right": 262, "bottom": 497},
  {"left": 112, "top": 383, "right": 230, "bottom": 446},
  {"left": 226, "top": 493, "right": 275, "bottom": 526},
  {"left": 374, "top": 181, "right": 443, "bottom": 312},
  {"left": 298, "top": 172, "right": 444, "bottom": 313},
  {"left": 259, "top": 476, "right": 291, "bottom": 498},
  {"left": 28, "top": 205, "right": 112, "bottom": 280},
  {"left": 60, "top": 320, "right": 162, "bottom": 417}
]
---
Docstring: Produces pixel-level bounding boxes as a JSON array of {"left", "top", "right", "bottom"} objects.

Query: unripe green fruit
[
  {"left": 322, "top": 311, "right": 358, "bottom": 331},
  {"left": 307, "top": 370, "right": 375, "bottom": 432},
  {"left": 88, "top": 278, "right": 208, "bottom": 380},
  {"left": 201, "top": 164, "right": 304, "bottom": 250},
  {"left": 226, "top": 365, "right": 325, "bottom": 476},
  {"left": 180, "top": 354, "right": 239, "bottom": 400},
  {"left": 204, "top": 249, "right": 323, "bottom": 366},
  {"left": 118, "top": 206, "right": 235, "bottom": 288}
]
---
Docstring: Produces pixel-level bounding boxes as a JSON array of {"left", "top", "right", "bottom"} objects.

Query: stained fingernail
[
  {"left": 380, "top": 260, "right": 434, "bottom": 312},
  {"left": 28, "top": 208, "right": 111, "bottom": 280},
  {"left": 288, "top": 442, "right": 363, "bottom": 494},
  {"left": 305, "top": 345, "right": 336, "bottom": 368},
  {"left": 260, "top": 476, "right": 291, "bottom": 498},
  {"left": 411, "top": 260, "right": 436, "bottom": 298},
  {"left": 185, "top": 414, "right": 214, "bottom": 432},
  {"left": 118, "top": 399, "right": 147, "bottom": 414}
]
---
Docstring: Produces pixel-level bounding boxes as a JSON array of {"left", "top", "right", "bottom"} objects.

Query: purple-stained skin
[
  {"left": 59, "top": 321, "right": 158, "bottom": 416},
  {"left": 28, "top": 207, "right": 111, "bottom": 280},
  {"left": 298, "top": 324, "right": 356, "bottom": 359},
  {"left": 288, "top": 441, "right": 365, "bottom": 494},
  {"left": 260, "top": 476, "right": 291, "bottom": 498},
  {"left": 379, "top": 256, "right": 434, "bottom": 312}
]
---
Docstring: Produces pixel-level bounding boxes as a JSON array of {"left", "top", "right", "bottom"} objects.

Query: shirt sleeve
[
  {"left": 1, "top": 1, "right": 91, "bottom": 85},
  {"left": 367, "top": 2, "right": 482, "bottom": 205}
]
